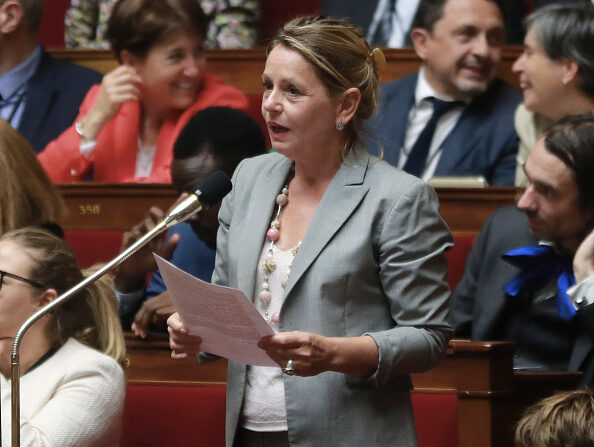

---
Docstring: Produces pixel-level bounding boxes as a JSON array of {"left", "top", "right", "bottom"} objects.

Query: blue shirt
[
  {"left": 146, "top": 222, "right": 217, "bottom": 298},
  {"left": 0, "top": 45, "right": 42, "bottom": 129}
]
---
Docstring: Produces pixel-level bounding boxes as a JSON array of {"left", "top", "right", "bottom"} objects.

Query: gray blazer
[{"left": 212, "top": 151, "right": 453, "bottom": 446}]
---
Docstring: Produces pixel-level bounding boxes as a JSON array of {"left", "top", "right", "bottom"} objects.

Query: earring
[
  {"left": 562, "top": 78, "right": 569, "bottom": 86},
  {"left": 336, "top": 121, "right": 344, "bottom": 131}
]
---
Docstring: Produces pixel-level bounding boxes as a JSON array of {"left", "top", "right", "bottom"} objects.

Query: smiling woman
[
  {"left": 38, "top": 0, "right": 248, "bottom": 183},
  {"left": 512, "top": 3, "right": 594, "bottom": 186}
]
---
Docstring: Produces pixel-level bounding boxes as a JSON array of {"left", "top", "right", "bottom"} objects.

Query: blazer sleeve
[
  {"left": 37, "top": 85, "right": 101, "bottom": 182},
  {"left": 365, "top": 181, "right": 454, "bottom": 387}
]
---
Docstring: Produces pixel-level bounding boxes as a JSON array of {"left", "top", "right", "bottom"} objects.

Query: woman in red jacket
[{"left": 39, "top": 0, "right": 247, "bottom": 183}]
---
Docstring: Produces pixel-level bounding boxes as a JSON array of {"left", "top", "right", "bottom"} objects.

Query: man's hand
[
  {"left": 115, "top": 206, "right": 180, "bottom": 292},
  {"left": 574, "top": 228, "right": 594, "bottom": 283},
  {"left": 131, "top": 292, "right": 176, "bottom": 338}
]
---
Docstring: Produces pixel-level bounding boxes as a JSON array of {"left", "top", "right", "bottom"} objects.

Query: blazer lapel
[
  {"left": 236, "top": 156, "right": 294, "bottom": 302},
  {"left": 282, "top": 152, "right": 370, "bottom": 302}
]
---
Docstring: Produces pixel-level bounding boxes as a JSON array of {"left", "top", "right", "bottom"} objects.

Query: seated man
[
  {"left": 319, "top": 0, "right": 419, "bottom": 48},
  {"left": 116, "top": 107, "right": 266, "bottom": 336},
  {"left": 451, "top": 115, "right": 594, "bottom": 386},
  {"left": 0, "top": 0, "right": 101, "bottom": 152},
  {"left": 367, "top": 0, "right": 521, "bottom": 185}
]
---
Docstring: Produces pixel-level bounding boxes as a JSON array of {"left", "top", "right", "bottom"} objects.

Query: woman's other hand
[
  {"left": 258, "top": 332, "right": 379, "bottom": 378},
  {"left": 79, "top": 65, "right": 143, "bottom": 140},
  {"left": 167, "top": 312, "right": 202, "bottom": 359}
]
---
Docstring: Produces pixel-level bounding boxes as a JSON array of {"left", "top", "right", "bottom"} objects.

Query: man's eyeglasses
[{"left": 0, "top": 270, "right": 45, "bottom": 291}]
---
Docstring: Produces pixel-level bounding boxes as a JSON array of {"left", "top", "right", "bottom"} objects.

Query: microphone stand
[{"left": 10, "top": 193, "right": 203, "bottom": 447}]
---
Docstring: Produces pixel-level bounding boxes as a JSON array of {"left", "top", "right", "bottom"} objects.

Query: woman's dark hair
[{"left": 107, "top": 0, "right": 208, "bottom": 61}]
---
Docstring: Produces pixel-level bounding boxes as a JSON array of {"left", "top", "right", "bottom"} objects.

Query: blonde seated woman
[{"left": 0, "top": 227, "right": 126, "bottom": 447}]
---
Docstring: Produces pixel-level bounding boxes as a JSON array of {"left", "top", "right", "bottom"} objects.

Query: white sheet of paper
[{"left": 154, "top": 254, "right": 277, "bottom": 366}]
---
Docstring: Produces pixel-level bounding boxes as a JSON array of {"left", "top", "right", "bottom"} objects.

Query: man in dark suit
[
  {"left": 0, "top": 0, "right": 101, "bottom": 152},
  {"left": 367, "top": 0, "right": 521, "bottom": 185},
  {"left": 320, "top": 0, "right": 419, "bottom": 48},
  {"left": 451, "top": 115, "right": 594, "bottom": 387}
]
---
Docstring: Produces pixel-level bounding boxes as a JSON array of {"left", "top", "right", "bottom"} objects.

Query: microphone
[
  {"left": 10, "top": 170, "right": 231, "bottom": 447},
  {"left": 162, "top": 170, "right": 232, "bottom": 228}
]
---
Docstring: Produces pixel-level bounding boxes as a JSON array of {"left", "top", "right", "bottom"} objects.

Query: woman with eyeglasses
[{"left": 0, "top": 227, "right": 126, "bottom": 446}]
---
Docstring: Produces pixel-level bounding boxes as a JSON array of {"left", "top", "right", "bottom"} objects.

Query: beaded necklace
[{"left": 258, "top": 182, "right": 301, "bottom": 325}]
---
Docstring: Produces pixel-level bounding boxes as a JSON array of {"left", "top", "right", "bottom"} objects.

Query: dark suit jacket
[
  {"left": 367, "top": 72, "right": 522, "bottom": 185},
  {"left": 320, "top": 0, "right": 414, "bottom": 46},
  {"left": 319, "top": 0, "right": 379, "bottom": 36},
  {"left": 18, "top": 49, "right": 102, "bottom": 153},
  {"left": 451, "top": 206, "right": 594, "bottom": 386}
]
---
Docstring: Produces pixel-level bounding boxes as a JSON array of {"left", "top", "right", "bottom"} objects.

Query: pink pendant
[
  {"left": 267, "top": 227, "right": 280, "bottom": 241},
  {"left": 271, "top": 312, "right": 280, "bottom": 324},
  {"left": 258, "top": 290, "right": 271, "bottom": 305}
]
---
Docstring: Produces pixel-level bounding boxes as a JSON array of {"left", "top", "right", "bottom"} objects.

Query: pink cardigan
[{"left": 39, "top": 73, "right": 248, "bottom": 183}]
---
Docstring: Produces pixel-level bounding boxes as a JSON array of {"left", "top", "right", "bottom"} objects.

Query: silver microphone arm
[{"left": 10, "top": 193, "right": 204, "bottom": 447}]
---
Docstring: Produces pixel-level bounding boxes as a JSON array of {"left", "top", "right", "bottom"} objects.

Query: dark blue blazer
[
  {"left": 451, "top": 206, "right": 594, "bottom": 386},
  {"left": 367, "top": 72, "right": 522, "bottom": 185},
  {"left": 18, "top": 49, "right": 102, "bottom": 153}
]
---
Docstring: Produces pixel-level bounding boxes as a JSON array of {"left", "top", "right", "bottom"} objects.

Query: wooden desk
[
  {"left": 411, "top": 340, "right": 581, "bottom": 447},
  {"left": 50, "top": 47, "right": 523, "bottom": 93},
  {"left": 57, "top": 184, "right": 517, "bottom": 235},
  {"left": 125, "top": 335, "right": 581, "bottom": 447}
]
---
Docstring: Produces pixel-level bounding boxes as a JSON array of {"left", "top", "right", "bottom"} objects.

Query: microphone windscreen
[{"left": 195, "top": 171, "right": 232, "bottom": 207}]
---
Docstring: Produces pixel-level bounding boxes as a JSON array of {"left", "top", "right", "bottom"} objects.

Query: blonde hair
[
  {"left": 268, "top": 16, "right": 381, "bottom": 157},
  {"left": 0, "top": 228, "right": 126, "bottom": 365},
  {"left": 0, "top": 120, "right": 63, "bottom": 234},
  {"left": 515, "top": 389, "right": 594, "bottom": 447}
]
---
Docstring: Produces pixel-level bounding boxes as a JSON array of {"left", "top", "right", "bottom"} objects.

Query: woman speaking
[{"left": 169, "top": 16, "right": 453, "bottom": 446}]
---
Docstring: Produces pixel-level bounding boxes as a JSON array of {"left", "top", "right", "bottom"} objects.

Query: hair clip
[{"left": 370, "top": 48, "right": 386, "bottom": 73}]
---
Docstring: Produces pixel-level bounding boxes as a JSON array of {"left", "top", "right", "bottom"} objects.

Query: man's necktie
[
  {"left": 502, "top": 245, "right": 576, "bottom": 320},
  {"left": 403, "top": 98, "right": 462, "bottom": 177},
  {"left": 368, "top": 0, "right": 395, "bottom": 46}
]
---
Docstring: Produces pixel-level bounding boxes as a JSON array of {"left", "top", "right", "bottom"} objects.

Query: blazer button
[{"left": 70, "top": 168, "right": 78, "bottom": 176}]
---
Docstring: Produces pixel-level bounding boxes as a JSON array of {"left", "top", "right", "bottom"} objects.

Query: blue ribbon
[{"left": 502, "top": 246, "right": 576, "bottom": 320}]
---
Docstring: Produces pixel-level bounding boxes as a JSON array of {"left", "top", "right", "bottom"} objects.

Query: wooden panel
[
  {"left": 57, "top": 183, "right": 518, "bottom": 234},
  {"left": 57, "top": 183, "right": 177, "bottom": 231},
  {"left": 125, "top": 335, "right": 582, "bottom": 447},
  {"left": 437, "top": 187, "right": 517, "bottom": 235},
  {"left": 125, "top": 334, "right": 227, "bottom": 386},
  {"left": 50, "top": 47, "right": 523, "bottom": 94}
]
